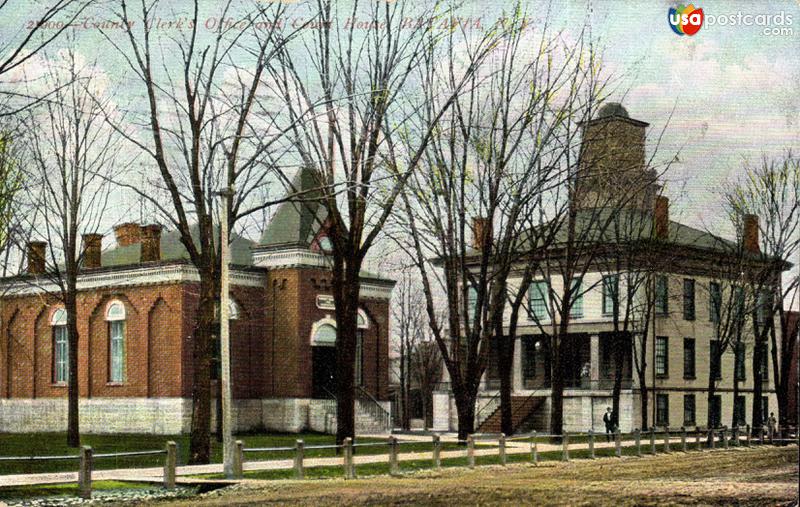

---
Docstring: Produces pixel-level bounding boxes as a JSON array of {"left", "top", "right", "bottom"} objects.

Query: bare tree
[
  {"left": 20, "top": 48, "right": 121, "bottom": 447},
  {"left": 102, "top": 0, "right": 304, "bottom": 463},
  {"left": 726, "top": 153, "right": 799, "bottom": 429},
  {"left": 0, "top": 1, "right": 91, "bottom": 115},
  {"left": 270, "top": 0, "right": 502, "bottom": 444},
  {"left": 392, "top": 270, "right": 427, "bottom": 430},
  {"left": 410, "top": 338, "right": 442, "bottom": 429}
]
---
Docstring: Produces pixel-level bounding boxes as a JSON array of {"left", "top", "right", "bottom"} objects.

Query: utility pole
[{"left": 217, "top": 186, "right": 235, "bottom": 478}]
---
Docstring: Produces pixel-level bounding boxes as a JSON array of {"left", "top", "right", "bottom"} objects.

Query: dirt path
[{"left": 160, "top": 446, "right": 799, "bottom": 506}]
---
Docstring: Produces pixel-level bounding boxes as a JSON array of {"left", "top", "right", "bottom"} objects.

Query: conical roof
[{"left": 259, "top": 167, "right": 327, "bottom": 249}]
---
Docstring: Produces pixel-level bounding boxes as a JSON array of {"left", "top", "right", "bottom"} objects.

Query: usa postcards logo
[{"left": 668, "top": 4, "right": 704, "bottom": 36}]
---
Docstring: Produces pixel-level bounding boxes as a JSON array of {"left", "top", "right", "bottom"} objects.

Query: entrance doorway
[{"left": 312, "top": 346, "right": 337, "bottom": 398}]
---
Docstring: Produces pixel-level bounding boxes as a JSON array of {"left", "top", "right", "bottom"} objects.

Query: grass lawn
[{"left": 164, "top": 446, "right": 799, "bottom": 506}]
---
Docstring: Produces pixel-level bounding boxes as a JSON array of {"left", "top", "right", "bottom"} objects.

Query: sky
[{"left": 1, "top": 0, "right": 798, "bottom": 306}]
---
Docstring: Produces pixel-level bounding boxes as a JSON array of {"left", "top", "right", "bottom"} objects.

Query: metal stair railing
[{"left": 356, "top": 385, "right": 392, "bottom": 431}]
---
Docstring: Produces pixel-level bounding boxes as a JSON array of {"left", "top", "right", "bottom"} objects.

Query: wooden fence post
[
  {"left": 467, "top": 435, "right": 475, "bottom": 469},
  {"left": 732, "top": 426, "right": 739, "bottom": 447},
  {"left": 615, "top": 430, "right": 622, "bottom": 457},
  {"left": 530, "top": 432, "right": 538, "bottom": 465},
  {"left": 588, "top": 430, "right": 595, "bottom": 459},
  {"left": 432, "top": 435, "right": 441, "bottom": 469},
  {"left": 709, "top": 428, "right": 716, "bottom": 449},
  {"left": 746, "top": 424, "right": 751, "bottom": 447},
  {"left": 164, "top": 441, "right": 177, "bottom": 489},
  {"left": 664, "top": 427, "right": 670, "bottom": 453},
  {"left": 650, "top": 427, "right": 656, "bottom": 455},
  {"left": 389, "top": 436, "right": 399, "bottom": 476},
  {"left": 680, "top": 427, "right": 687, "bottom": 453},
  {"left": 634, "top": 428, "right": 642, "bottom": 457},
  {"left": 294, "top": 439, "right": 305, "bottom": 480},
  {"left": 722, "top": 427, "right": 729, "bottom": 449},
  {"left": 343, "top": 437, "right": 355, "bottom": 479},
  {"left": 233, "top": 440, "right": 244, "bottom": 479},
  {"left": 759, "top": 426, "right": 765, "bottom": 445},
  {"left": 499, "top": 433, "right": 506, "bottom": 466},
  {"left": 696, "top": 427, "right": 702, "bottom": 451},
  {"left": 562, "top": 433, "right": 570, "bottom": 462},
  {"left": 79, "top": 446, "right": 93, "bottom": 499}
]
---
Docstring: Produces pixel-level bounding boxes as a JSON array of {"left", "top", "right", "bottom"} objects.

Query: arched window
[
  {"left": 106, "top": 300, "right": 126, "bottom": 383},
  {"left": 357, "top": 309, "right": 369, "bottom": 329},
  {"left": 229, "top": 299, "right": 241, "bottom": 321},
  {"left": 51, "top": 308, "right": 68, "bottom": 384},
  {"left": 312, "top": 323, "right": 337, "bottom": 346}
]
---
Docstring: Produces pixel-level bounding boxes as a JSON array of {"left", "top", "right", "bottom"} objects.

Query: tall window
[
  {"left": 655, "top": 275, "right": 668, "bottom": 315},
  {"left": 51, "top": 308, "right": 68, "bottom": 384},
  {"left": 602, "top": 275, "right": 619, "bottom": 316},
  {"left": 710, "top": 395, "right": 722, "bottom": 427},
  {"left": 683, "top": 394, "right": 696, "bottom": 426},
  {"left": 683, "top": 278, "right": 695, "bottom": 321},
  {"left": 467, "top": 286, "right": 478, "bottom": 321},
  {"left": 211, "top": 299, "right": 241, "bottom": 381},
  {"left": 655, "top": 336, "right": 668, "bottom": 377},
  {"left": 709, "top": 282, "right": 721, "bottom": 323},
  {"left": 528, "top": 281, "right": 549, "bottom": 322},
  {"left": 683, "top": 338, "right": 695, "bottom": 379},
  {"left": 756, "top": 290, "right": 772, "bottom": 326},
  {"left": 656, "top": 394, "right": 669, "bottom": 426},
  {"left": 569, "top": 278, "right": 583, "bottom": 319},
  {"left": 734, "top": 341, "right": 746, "bottom": 380},
  {"left": 734, "top": 396, "right": 746, "bottom": 426},
  {"left": 710, "top": 340, "right": 722, "bottom": 380},
  {"left": 106, "top": 301, "right": 126, "bottom": 383},
  {"left": 355, "top": 310, "right": 369, "bottom": 386},
  {"left": 759, "top": 344, "right": 769, "bottom": 381}
]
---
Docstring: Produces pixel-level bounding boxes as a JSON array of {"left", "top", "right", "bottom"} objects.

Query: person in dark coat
[{"left": 603, "top": 407, "right": 615, "bottom": 442}]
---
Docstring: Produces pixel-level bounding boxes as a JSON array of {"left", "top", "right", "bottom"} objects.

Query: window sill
[
  {"left": 683, "top": 376, "right": 696, "bottom": 380},
  {"left": 51, "top": 383, "right": 67, "bottom": 387},
  {"left": 106, "top": 382, "right": 126, "bottom": 386},
  {"left": 656, "top": 374, "right": 669, "bottom": 379}
]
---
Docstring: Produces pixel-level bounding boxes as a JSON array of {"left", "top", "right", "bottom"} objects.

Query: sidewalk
[{"left": 0, "top": 434, "right": 739, "bottom": 488}]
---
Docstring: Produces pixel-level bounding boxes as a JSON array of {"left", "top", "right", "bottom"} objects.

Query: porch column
[
  {"left": 512, "top": 337, "right": 523, "bottom": 391},
  {"left": 590, "top": 334, "right": 600, "bottom": 382}
]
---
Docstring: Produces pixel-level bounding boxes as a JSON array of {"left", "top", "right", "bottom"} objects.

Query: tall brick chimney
[
  {"left": 81, "top": 233, "right": 103, "bottom": 269},
  {"left": 27, "top": 241, "right": 47, "bottom": 275},
  {"left": 654, "top": 195, "right": 669, "bottom": 239},
  {"left": 743, "top": 214, "right": 760, "bottom": 254},
  {"left": 114, "top": 223, "right": 142, "bottom": 247},
  {"left": 472, "top": 217, "right": 490, "bottom": 250},
  {"left": 140, "top": 224, "right": 162, "bottom": 263}
]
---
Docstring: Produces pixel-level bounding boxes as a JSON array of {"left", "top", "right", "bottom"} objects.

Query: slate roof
[
  {"left": 259, "top": 167, "right": 328, "bottom": 249},
  {"left": 101, "top": 224, "right": 256, "bottom": 267}
]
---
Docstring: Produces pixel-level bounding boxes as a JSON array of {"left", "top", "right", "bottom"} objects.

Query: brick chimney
[
  {"left": 472, "top": 217, "right": 490, "bottom": 250},
  {"left": 654, "top": 196, "right": 669, "bottom": 239},
  {"left": 27, "top": 241, "right": 47, "bottom": 275},
  {"left": 114, "top": 223, "right": 142, "bottom": 247},
  {"left": 743, "top": 214, "right": 760, "bottom": 254},
  {"left": 140, "top": 224, "right": 162, "bottom": 263},
  {"left": 81, "top": 234, "right": 103, "bottom": 269}
]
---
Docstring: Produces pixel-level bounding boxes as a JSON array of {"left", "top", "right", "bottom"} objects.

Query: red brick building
[{"left": 0, "top": 171, "right": 394, "bottom": 434}]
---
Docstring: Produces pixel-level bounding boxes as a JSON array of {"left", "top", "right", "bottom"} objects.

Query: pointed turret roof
[{"left": 259, "top": 167, "right": 327, "bottom": 249}]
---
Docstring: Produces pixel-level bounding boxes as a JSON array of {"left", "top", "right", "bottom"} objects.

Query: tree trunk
[
  {"left": 333, "top": 257, "right": 360, "bottom": 446},
  {"left": 611, "top": 332, "right": 625, "bottom": 430},
  {"left": 752, "top": 339, "right": 764, "bottom": 433},
  {"left": 453, "top": 386, "right": 476, "bottom": 441},
  {"left": 550, "top": 333, "right": 564, "bottom": 436},
  {"left": 65, "top": 278, "right": 80, "bottom": 448},
  {"left": 498, "top": 335, "right": 514, "bottom": 435},
  {"left": 188, "top": 271, "right": 216, "bottom": 464}
]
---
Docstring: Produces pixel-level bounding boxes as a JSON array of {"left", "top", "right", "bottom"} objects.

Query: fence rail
[{"left": 1, "top": 425, "right": 796, "bottom": 501}]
